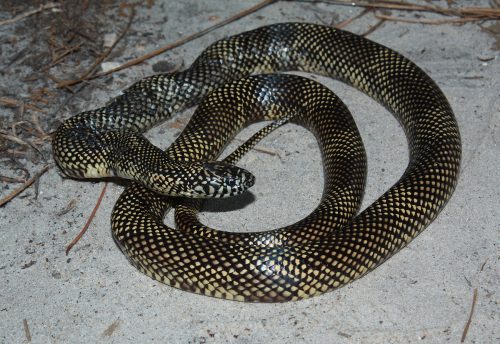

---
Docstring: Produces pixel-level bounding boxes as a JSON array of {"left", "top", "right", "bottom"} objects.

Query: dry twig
[
  {"left": 56, "top": 198, "right": 78, "bottom": 216},
  {"left": 0, "top": 130, "right": 32, "bottom": 147},
  {"left": 0, "top": 175, "right": 25, "bottom": 183},
  {"left": 0, "top": 130, "right": 44, "bottom": 157},
  {"left": 23, "top": 318, "right": 32, "bottom": 343},
  {"left": 0, "top": 2, "right": 59, "bottom": 26},
  {"left": 58, "top": 0, "right": 277, "bottom": 87},
  {"left": 233, "top": 138, "right": 280, "bottom": 157},
  {"left": 56, "top": 6, "right": 136, "bottom": 88},
  {"left": 65, "top": 182, "right": 108, "bottom": 255},
  {"left": 296, "top": 0, "right": 500, "bottom": 20},
  {"left": 0, "top": 97, "right": 46, "bottom": 113},
  {"left": 30, "top": 114, "right": 48, "bottom": 138},
  {"left": 362, "top": 18, "right": 386, "bottom": 35},
  {"left": 101, "top": 318, "right": 121, "bottom": 337},
  {"left": 0, "top": 149, "right": 28, "bottom": 159},
  {"left": 375, "top": 14, "right": 484, "bottom": 25},
  {"left": 335, "top": 8, "right": 371, "bottom": 28},
  {"left": 45, "top": 42, "right": 84, "bottom": 70},
  {"left": 0, "top": 165, "right": 50, "bottom": 207},
  {"left": 461, "top": 288, "right": 478, "bottom": 343},
  {"left": 480, "top": 258, "right": 489, "bottom": 272}
]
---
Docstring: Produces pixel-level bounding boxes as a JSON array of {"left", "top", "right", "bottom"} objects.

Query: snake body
[{"left": 53, "top": 23, "right": 461, "bottom": 302}]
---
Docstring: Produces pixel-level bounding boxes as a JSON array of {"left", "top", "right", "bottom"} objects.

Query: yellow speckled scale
[{"left": 53, "top": 23, "right": 461, "bottom": 302}]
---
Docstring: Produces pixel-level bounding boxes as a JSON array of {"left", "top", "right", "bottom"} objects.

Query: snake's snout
[{"left": 194, "top": 161, "right": 255, "bottom": 198}]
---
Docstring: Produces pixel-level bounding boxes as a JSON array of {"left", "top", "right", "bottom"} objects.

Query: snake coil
[{"left": 53, "top": 23, "right": 461, "bottom": 302}]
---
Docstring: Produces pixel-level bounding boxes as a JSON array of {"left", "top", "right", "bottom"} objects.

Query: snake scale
[{"left": 53, "top": 23, "right": 461, "bottom": 302}]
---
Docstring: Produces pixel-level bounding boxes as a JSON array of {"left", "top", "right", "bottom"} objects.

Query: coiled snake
[{"left": 53, "top": 23, "right": 461, "bottom": 302}]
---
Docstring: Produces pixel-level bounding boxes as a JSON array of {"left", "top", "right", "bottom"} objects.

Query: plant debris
[{"left": 65, "top": 182, "right": 108, "bottom": 255}]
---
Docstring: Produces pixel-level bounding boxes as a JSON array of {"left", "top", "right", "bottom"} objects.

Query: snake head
[{"left": 189, "top": 161, "right": 255, "bottom": 198}]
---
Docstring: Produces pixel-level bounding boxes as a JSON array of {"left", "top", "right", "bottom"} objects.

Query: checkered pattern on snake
[{"left": 53, "top": 23, "right": 461, "bottom": 302}]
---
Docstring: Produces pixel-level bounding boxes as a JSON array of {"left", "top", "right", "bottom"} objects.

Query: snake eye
[{"left": 227, "top": 177, "right": 237, "bottom": 187}]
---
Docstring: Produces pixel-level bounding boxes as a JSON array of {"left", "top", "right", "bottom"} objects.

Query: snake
[{"left": 53, "top": 23, "right": 461, "bottom": 302}]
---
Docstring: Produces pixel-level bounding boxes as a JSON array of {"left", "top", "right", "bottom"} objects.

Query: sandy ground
[{"left": 0, "top": 0, "right": 498, "bottom": 343}]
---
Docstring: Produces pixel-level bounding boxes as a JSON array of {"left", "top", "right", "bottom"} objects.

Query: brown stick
[
  {"left": 0, "top": 2, "right": 59, "bottom": 26},
  {"left": 335, "top": 8, "right": 371, "bottom": 28},
  {"left": 0, "top": 175, "right": 25, "bottom": 183},
  {"left": 58, "top": 0, "right": 277, "bottom": 87},
  {"left": 30, "top": 113, "right": 47, "bottom": 137},
  {"left": 101, "top": 318, "right": 121, "bottom": 337},
  {"left": 0, "top": 131, "right": 32, "bottom": 147},
  {"left": 56, "top": 198, "right": 78, "bottom": 216},
  {"left": 375, "top": 14, "right": 490, "bottom": 24},
  {"left": 461, "top": 288, "right": 478, "bottom": 343},
  {"left": 65, "top": 182, "right": 108, "bottom": 255},
  {"left": 56, "top": 7, "right": 136, "bottom": 88},
  {"left": 296, "top": 0, "right": 500, "bottom": 19},
  {"left": 233, "top": 138, "right": 280, "bottom": 157},
  {"left": 0, "top": 97, "right": 46, "bottom": 113},
  {"left": 0, "top": 165, "right": 50, "bottom": 207},
  {"left": 362, "top": 18, "right": 386, "bottom": 36},
  {"left": 23, "top": 319, "right": 32, "bottom": 343},
  {"left": 0, "top": 130, "right": 44, "bottom": 157}
]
